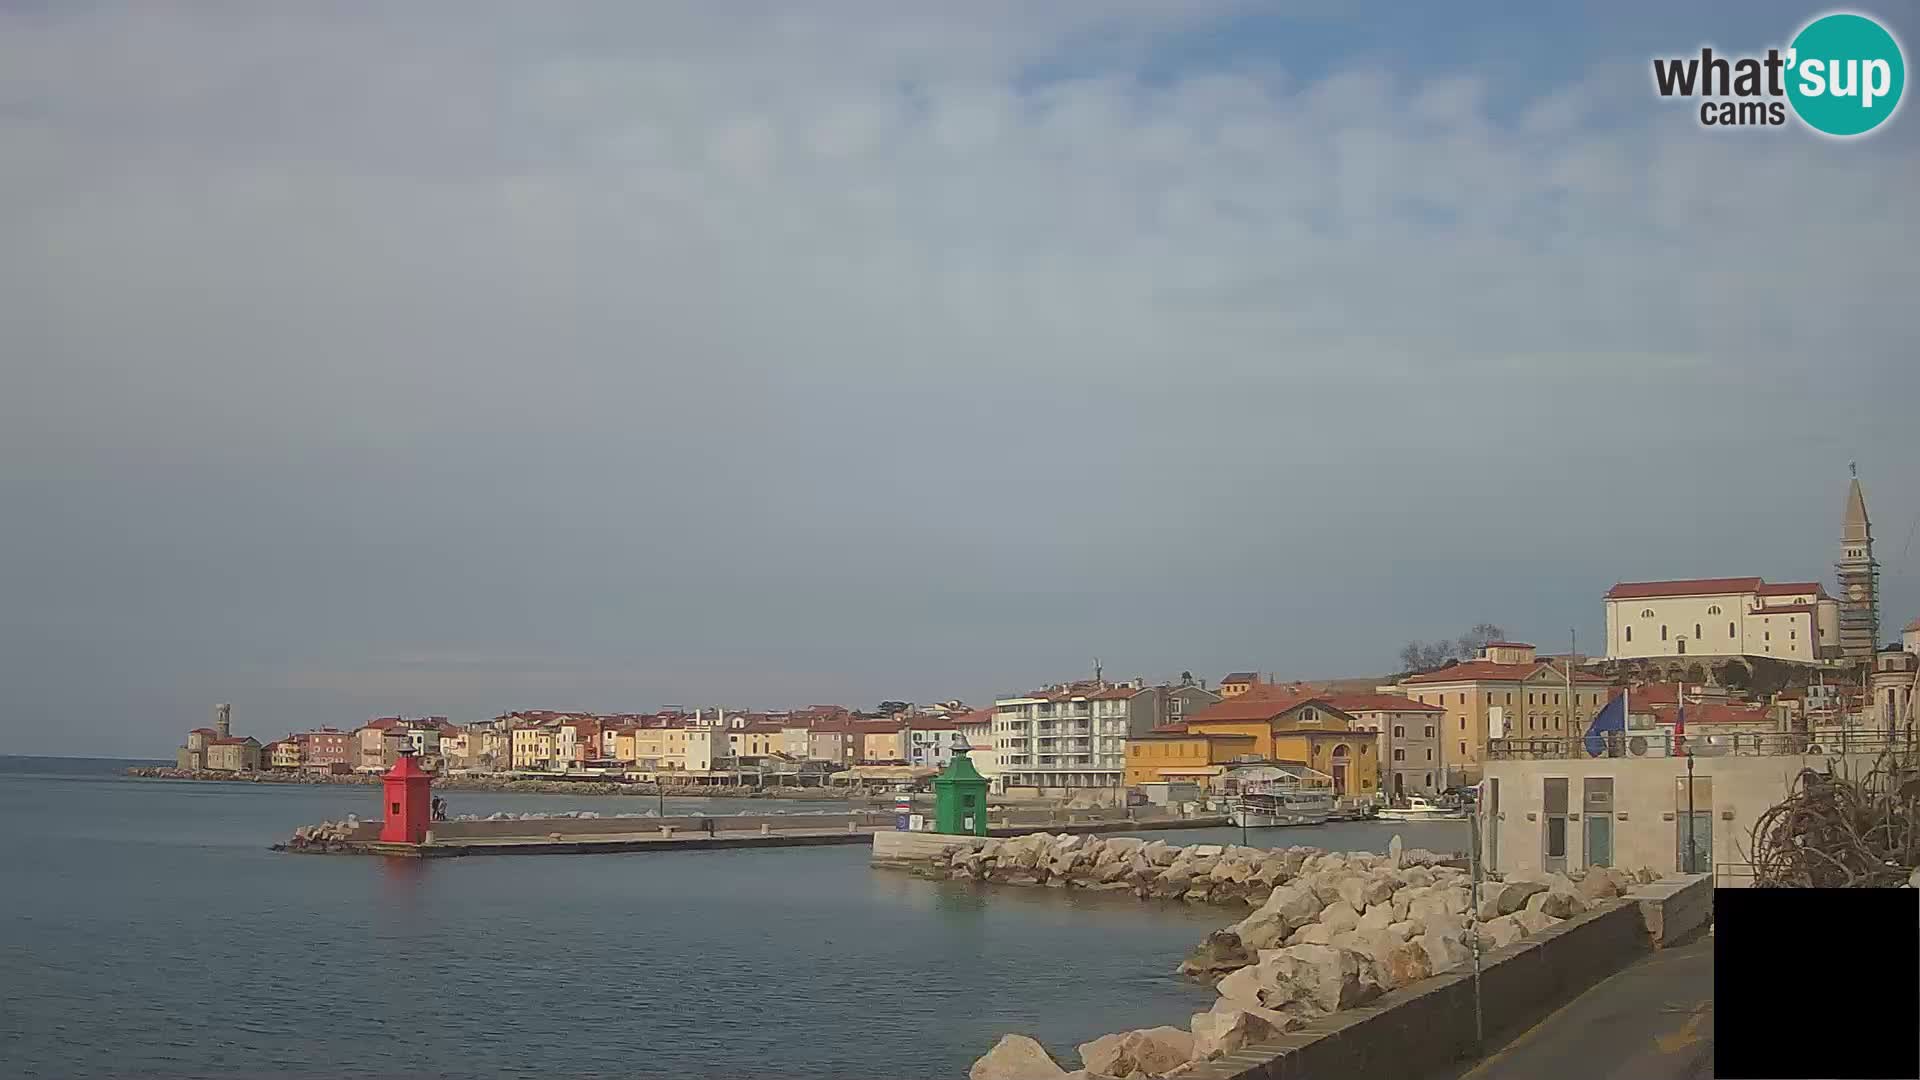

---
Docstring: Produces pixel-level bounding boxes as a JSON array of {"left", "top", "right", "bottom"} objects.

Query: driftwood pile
[{"left": 1749, "top": 753, "right": 1920, "bottom": 888}]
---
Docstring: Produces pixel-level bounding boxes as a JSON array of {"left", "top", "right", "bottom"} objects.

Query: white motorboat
[
  {"left": 1229, "top": 782, "right": 1335, "bottom": 828},
  {"left": 1375, "top": 796, "right": 1470, "bottom": 822}
]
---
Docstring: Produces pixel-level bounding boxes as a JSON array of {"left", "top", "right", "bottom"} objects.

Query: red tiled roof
[
  {"left": 737, "top": 722, "right": 786, "bottom": 734},
  {"left": 903, "top": 716, "right": 963, "bottom": 731},
  {"left": 1756, "top": 582, "right": 1828, "bottom": 598},
  {"left": 358, "top": 716, "right": 408, "bottom": 732},
  {"left": 1482, "top": 642, "right": 1535, "bottom": 650},
  {"left": 1404, "top": 661, "right": 1610, "bottom": 685},
  {"left": 1322, "top": 693, "right": 1443, "bottom": 714},
  {"left": 1185, "top": 691, "right": 1324, "bottom": 724},
  {"left": 1650, "top": 702, "right": 1775, "bottom": 726},
  {"left": 1606, "top": 577, "right": 1763, "bottom": 600},
  {"left": 952, "top": 708, "right": 994, "bottom": 727},
  {"left": 209, "top": 736, "right": 259, "bottom": 746},
  {"left": 190, "top": 727, "right": 219, "bottom": 736}
]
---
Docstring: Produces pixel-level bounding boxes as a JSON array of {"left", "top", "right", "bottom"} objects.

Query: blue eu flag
[{"left": 1583, "top": 690, "right": 1627, "bottom": 757}]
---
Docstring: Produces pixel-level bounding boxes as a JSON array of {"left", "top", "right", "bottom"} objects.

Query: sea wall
[{"left": 958, "top": 835, "right": 1688, "bottom": 1079}]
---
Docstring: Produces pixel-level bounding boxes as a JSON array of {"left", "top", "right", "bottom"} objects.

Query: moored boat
[
  {"left": 1374, "top": 795, "right": 1470, "bottom": 822},
  {"left": 1229, "top": 782, "right": 1335, "bottom": 828}
]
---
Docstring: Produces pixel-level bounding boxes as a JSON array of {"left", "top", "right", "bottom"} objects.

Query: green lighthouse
[{"left": 932, "top": 749, "right": 990, "bottom": 836}]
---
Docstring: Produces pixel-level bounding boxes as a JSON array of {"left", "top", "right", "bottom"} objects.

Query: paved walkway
[{"left": 1435, "top": 933, "right": 1715, "bottom": 1080}]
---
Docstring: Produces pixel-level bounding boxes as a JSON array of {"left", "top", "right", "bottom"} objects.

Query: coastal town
[{"left": 160, "top": 477, "right": 1918, "bottom": 846}]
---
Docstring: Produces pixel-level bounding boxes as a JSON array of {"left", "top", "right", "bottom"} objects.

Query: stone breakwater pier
[
  {"left": 872, "top": 832, "right": 1711, "bottom": 1080},
  {"left": 280, "top": 811, "right": 1229, "bottom": 858}
]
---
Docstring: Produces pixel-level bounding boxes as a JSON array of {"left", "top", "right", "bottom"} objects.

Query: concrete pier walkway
[
  {"left": 287, "top": 815, "right": 1232, "bottom": 858},
  {"left": 1431, "top": 933, "right": 1714, "bottom": 1080}
]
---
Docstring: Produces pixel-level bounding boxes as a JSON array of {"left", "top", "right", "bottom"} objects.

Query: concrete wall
[
  {"left": 1481, "top": 752, "right": 1883, "bottom": 884},
  {"left": 870, "top": 830, "right": 988, "bottom": 869}
]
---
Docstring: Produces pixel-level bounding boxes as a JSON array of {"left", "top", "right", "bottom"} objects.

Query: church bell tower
[{"left": 1836, "top": 464, "right": 1880, "bottom": 661}]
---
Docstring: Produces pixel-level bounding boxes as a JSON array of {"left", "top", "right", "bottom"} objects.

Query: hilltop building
[{"left": 1836, "top": 469, "right": 1880, "bottom": 661}]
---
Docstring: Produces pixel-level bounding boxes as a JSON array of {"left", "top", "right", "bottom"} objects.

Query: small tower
[
  {"left": 379, "top": 749, "right": 434, "bottom": 844},
  {"left": 1836, "top": 465, "right": 1880, "bottom": 662},
  {"left": 932, "top": 749, "right": 990, "bottom": 836},
  {"left": 215, "top": 703, "right": 232, "bottom": 740}
]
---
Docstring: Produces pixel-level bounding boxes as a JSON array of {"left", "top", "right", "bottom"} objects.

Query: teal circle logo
[{"left": 1786, "top": 13, "right": 1905, "bottom": 136}]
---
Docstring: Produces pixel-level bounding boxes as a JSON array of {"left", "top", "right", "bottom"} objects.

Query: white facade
[
  {"left": 684, "top": 728, "right": 727, "bottom": 772},
  {"left": 993, "top": 686, "right": 1133, "bottom": 790},
  {"left": 904, "top": 725, "right": 971, "bottom": 769},
  {"left": 1603, "top": 579, "right": 1839, "bottom": 662}
]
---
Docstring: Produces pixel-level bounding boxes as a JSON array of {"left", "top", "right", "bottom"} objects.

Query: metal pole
[
  {"left": 1468, "top": 805, "right": 1485, "bottom": 1052},
  {"left": 1685, "top": 751, "right": 1696, "bottom": 873}
]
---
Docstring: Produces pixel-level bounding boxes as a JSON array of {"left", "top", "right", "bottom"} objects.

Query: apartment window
[
  {"left": 1393, "top": 749, "right": 1406, "bottom": 761},
  {"left": 1505, "top": 692, "right": 1513, "bottom": 705},
  {"left": 1528, "top": 693, "right": 1535, "bottom": 705},
  {"left": 1459, "top": 717, "right": 1466, "bottom": 730},
  {"left": 1459, "top": 741, "right": 1467, "bottom": 756},
  {"left": 1426, "top": 772, "right": 1434, "bottom": 786},
  {"left": 1426, "top": 749, "right": 1434, "bottom": 761},
  {"left": 1392, "top": 725, "right": 1405, "bottom": 738},
  {"left": 1553, "top": 694, "right": 1561, "bottom": 705},
  {"left": 1424, "top": 725, "right": 1435, "bottom": 738},
  {"left": 1458, "top": 694, "right": 1466, "bottom": 705},
  {"left": 1660, "top": 625, "right": 1668, "bottom": 640}
]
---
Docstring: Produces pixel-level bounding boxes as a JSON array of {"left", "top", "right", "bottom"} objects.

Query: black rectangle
[{"left": 1715, "top": 888, "right": 1919, "bottom": 1079}]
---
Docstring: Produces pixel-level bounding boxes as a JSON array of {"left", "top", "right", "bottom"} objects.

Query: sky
[{"left": 4, "top": 1, "right": 1916, "bottom": 756}]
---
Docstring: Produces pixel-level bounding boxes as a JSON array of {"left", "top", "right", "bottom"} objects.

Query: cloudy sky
[{"left": 4, "top": 1, "right": 1915, "bottom": 756}]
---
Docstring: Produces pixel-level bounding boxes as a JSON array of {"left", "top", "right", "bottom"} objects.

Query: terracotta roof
[
  {"left": 1185, "top": 691, "right": 1325, "bottom": 724},
  {"left": 952, "top": 708, "right": 994, "bottom": 727},
  {"left": 1756, "top": 582, "right": 1828, "bottom": 598},
  {"left": 190, "top": 727, "right": 219, "bottom": 736},
  {"left": 1650, "top": 702, "right": 1775, "bottom": 726},
  {"left": 1482, "top": 642, "right": 1535, "bottom": 650},
  {"left": 209, "top": 736, "right": 259, "bottom": 746},
  {"left": 1607, "top": 577, "right": 1764, "bottom": 600},
  {"left": 737, "top": 722, "right": 786, "bottom": 734},
  {"left": 1403, "top": 661, "right": 1609, "bottom": 685},
  {"left": 358, "top": 716, "right": 408, "bottom": 732},
  {"left": 1221, "top": 672, "right": 1259, "bottom": 683},
  {"left": 1322, "top": 693, "right": 1443, "bottom": 714},
  {"left": 903, "top": 716, "right": 964, "bottom": 731}
]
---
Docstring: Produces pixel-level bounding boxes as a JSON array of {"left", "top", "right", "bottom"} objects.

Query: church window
[
  {"left": 1641, "top": 608, "right": 1655, "bottom": 618},
  {"left": 1695, "top": 623, "right": 1702, "bottom": 639},
  {"left": 1707, "top": 605, "right": 1722, "bottom": 615},
  {"left": 1730, "top": 622, "right": 1736, "bottom": 637},
  {"left": 1660, "top": 625, "right": 1668, "bottom": 640},
  {"left": 1625, "top": 626, "right": 1632, "bottom": 642}
]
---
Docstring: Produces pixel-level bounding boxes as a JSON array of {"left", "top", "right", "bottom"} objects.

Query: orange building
[{"left": 1124, "top": 688, "right": 1377, "bottom": 796}]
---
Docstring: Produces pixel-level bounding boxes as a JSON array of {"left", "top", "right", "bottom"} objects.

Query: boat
[
  {"left": 1375, "top": 796, "right": 1471, "bottom": 822},
  {"left": 1229, "top": 781, "right": 1336, "bottom": 828}
]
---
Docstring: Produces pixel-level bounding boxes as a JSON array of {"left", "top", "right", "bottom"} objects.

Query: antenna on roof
[{"left": 1094, "top": 657, "right": 1103, "bottom": 685}]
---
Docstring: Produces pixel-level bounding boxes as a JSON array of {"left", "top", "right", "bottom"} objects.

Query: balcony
[{"left": 1487, "top": 730, "right": 1917, "bottom": 761}]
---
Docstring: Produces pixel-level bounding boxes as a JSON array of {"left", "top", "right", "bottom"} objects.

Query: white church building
[{"left": 1603, "top": 577, "right": 1840, "bottom": 662}]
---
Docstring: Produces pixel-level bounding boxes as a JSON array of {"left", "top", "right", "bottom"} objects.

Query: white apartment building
[
  {"left": 1604, "top": 577, "right": 1840, "bottom": 663},
  {"left": 993, "top": 682, "right": 1136, "bottom": 792}
]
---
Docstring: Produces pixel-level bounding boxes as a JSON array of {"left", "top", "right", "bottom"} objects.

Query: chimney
[{"left": 215, "top": 704, "right": 231, "bottom": 740}]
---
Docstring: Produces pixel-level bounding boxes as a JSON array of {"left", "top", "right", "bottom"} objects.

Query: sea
[{"left": 0, "top": 755, "right": 1471, "bottom": 1079}]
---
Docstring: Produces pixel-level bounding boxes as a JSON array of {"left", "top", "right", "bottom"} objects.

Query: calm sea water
[{"left": 0, "top": 756, "right": 1469, "bottom": 1079}]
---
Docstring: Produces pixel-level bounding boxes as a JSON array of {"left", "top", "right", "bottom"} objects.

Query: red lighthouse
[{"left": 379, "top": 749, "right": 434, "bottom": 844}]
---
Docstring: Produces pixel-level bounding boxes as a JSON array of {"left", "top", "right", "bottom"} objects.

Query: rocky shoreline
[
  {"left": 943, "top": 833, "right": 1665, "bottom": 1079},
  {"left": 122, "top": 767, "right": 868, "bottom": 801}
]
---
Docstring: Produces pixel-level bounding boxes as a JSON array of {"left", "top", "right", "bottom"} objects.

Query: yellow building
[
  {"left": 628, "top": 727, "right": 694, "bottom": 771},
  {"left": 1124, "top": 730, "right": 1257, "bottom": 788},
  {"left": 1397, "top": 642, "right": 1612, "bottom": 784},
  {"left": 1125, "top": 690, "right": 1378, "bottom": 796},
  {"left": 510, "top": 726, "right": 558, "bottom": 770},
  {"left": 858, "top": 722, "right": 907, "bottom": 764},
  {"left": 266, "top": 739, "right": 303, "bottom": 770}
]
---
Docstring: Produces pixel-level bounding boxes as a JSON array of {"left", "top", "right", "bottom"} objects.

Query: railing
[{"left": 1487, "top": 730, "right": 1919, "bottom": 760}]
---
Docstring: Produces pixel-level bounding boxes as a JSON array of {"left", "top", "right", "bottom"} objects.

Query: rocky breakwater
[
  {"left": 277, "top": 816, "right": 368, "bottom": 853},
  {"left": 966, "top": 836, "right": 1667, "bottom": 1080},
  {"left": 920, "top": 832, "right": 1460, "bottom": 907}
]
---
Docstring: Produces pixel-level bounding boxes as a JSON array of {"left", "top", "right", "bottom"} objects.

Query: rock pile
[
  {"left": 282, "top": 817, "right": 365, "bottom": 851},
  {"left": 925, "top": 833, "right": 1458, "bottom": 907},
  {"left": 967, "top": 837, "right": 1666, "bottom": 1079}
]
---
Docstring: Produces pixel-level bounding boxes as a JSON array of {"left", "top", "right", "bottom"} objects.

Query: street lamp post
[{"left": 1685, "top": 750, "right": 1697, "bottom": 873}]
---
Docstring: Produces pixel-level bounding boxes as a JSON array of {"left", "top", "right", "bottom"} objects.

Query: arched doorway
[{"left": 1330, "top": 744, "right": 1350, "bottom": 795}]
